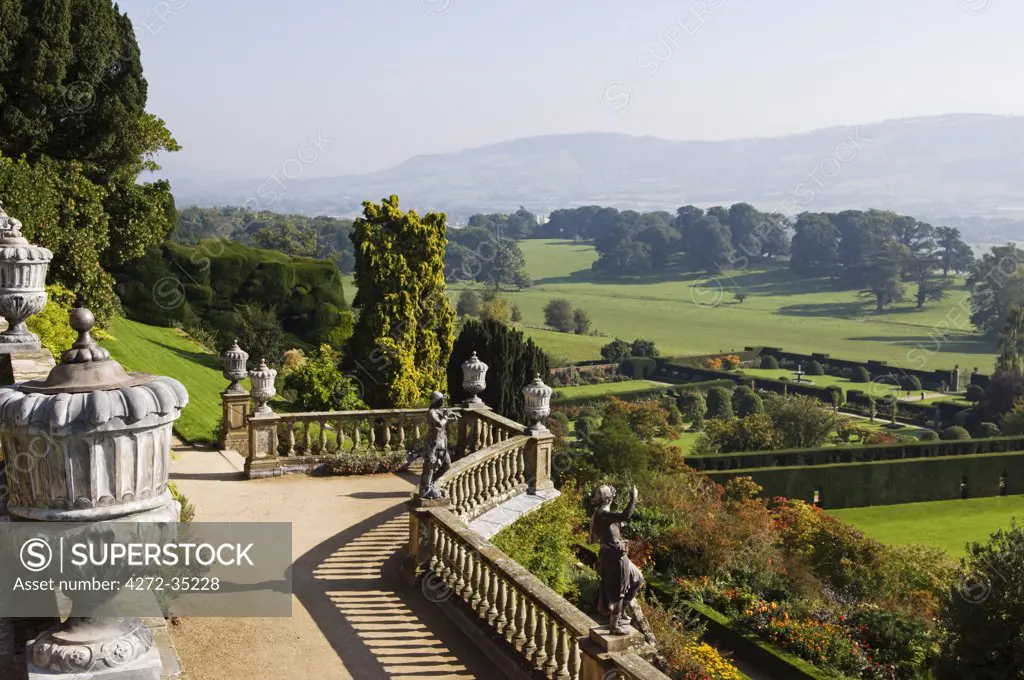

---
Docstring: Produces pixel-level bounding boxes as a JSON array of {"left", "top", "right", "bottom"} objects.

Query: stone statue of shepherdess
[
  {"left": 416, "top": 391, "right": 460, "bottom": 499},
  {"left": 590, "top": 484, "right": 647, "bottom": 635}
]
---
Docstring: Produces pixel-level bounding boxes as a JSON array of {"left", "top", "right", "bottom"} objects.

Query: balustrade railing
[
  {"left": 436, "top": 435, "right": 529, "bottom": 520},
  {"left": 426, "top": 507, "right": 593, "bottom": 679},
  {"left": 275, "top": 409, "right": 433, "bottom": 457},
  {"left": 416, "top": 507, "right": 668, "bottom": 680}
]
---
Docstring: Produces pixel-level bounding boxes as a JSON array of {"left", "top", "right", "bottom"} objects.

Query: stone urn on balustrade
[
  {"left": 0, "top": 200, "right": 53, "bottom": 353},
  {"left": 461, "top": 351, "right": 488, "bottom": 408}
]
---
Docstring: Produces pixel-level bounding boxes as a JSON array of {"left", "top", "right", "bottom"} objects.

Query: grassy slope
[
  {"left": 102, "top": 317, "right": 225, "bottom": 444},
  {"left": 552, "top": 379, "right": 668, "bottom": 401},
  {"left": 482, "top": 240, "right": 995, "bottom": 369},
  {"left": 830, "top": 495, "right": 1024, "bottom": 556}
]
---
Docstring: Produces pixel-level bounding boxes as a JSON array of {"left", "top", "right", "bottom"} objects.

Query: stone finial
[
  {"left": 249, "top": 358, "right": 277, "bottom": 415},
  {"left": 0, "top": 198, "right": 52, "bottom": 353},
  {"left": 522, "top": 373, "right": 552, "bottom": 434},
  {"left": 222, "top": 339, "right": 249, "bottom": 394},
  {"left": 461, "top": 351, "right": 488, "bottom": 408}
]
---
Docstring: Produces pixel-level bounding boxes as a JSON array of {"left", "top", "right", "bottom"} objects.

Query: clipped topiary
[
  {"left": 736, "top": 392, "right": 764, "bottom": 417},
  {"left": 706, "top": 386, "right": 734, "bottom": 420},
  {"left": 975, "top": 421, "right": 1002, "bottom": 438},
  {"left": 901, "top": 375, "right": 923, "bottom": 391},
  {"left": 807, "top": 360, "right": 825, "bottom": 376},
  {"left": 761, "top": 355, "right": 780, "bottom": 370},
  {"left": 941, "top": 425, "right": 972, "bottom": 441},
  {"left": 919, "top": 430, "right": 940, "bottom": 441},
  {"left": 852, "top": 366, "right": 871, "bottom": 383}
]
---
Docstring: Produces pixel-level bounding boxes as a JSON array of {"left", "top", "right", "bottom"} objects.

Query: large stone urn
[
  {"left": 249, "top": 358, "right": 277, "bottom": 415},
  {"left": 0, "top": 200, "right": 53, "bottom": 352},
  {"left": 461, "top": 351, "right": 488, "bottom": 408},
  {"left": 0, "top": 307, "right": 189, "bottom": 679},
  {"left": 221, "top": 340, "right": 249, "bottom": 394},
  {"left": 522, "top": 374, "right": 552, "bottom": 435}
]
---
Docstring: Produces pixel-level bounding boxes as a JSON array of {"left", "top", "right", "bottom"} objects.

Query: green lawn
[
  {"left": 102, "top": 317, "right": 227, "bottom": 444},
  {"left": 461, "top": 240, "right": 995, "bottom": 369},
  {"left": 830, "top": 496, "right": 1024, "bottom": 556},
  {"left": 738, "top": 368, "right": 906, "bottom": 399},
  {"left": 552, "top": 379, "right": 669, "bottom": 402}
]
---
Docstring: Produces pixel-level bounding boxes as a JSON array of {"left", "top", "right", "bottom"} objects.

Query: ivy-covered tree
[
  {"left": 346, "top": 195, "right": 455, "bottom": 408},
  {"left": 446, "top": 318, "right": 550, "bottom": 424}
]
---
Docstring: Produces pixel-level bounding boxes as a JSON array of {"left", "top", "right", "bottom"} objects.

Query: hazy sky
[{"left": 122, "top": 0, "right": 1023, "bottom": 179}]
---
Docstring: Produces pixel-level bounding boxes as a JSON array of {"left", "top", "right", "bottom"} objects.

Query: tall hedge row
[
  {"left": 705, "top": 452, "right": 1024, "bottom": 508},
  {"left": 686, "top": 435, "right": 1024, "bottom": 472},
  {"left": 112, "top": 240, "right": 349, "bottom": 348}
]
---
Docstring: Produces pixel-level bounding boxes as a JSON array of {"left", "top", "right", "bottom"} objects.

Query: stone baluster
[
  {"left": 318, "top": 422, "right": 328, "bottom": 454},
  {"left": 303, "top": 421, "right": 312, "bottom": 454},
  {"left": 469, "top": 553, "right": 483, "bottom": 612},
  {"left": 352, "top": 421, "right": 361, "bottom": 449},
  {"left": 453, "top": 542, "right": 467, "bottom": 597},
  {"left": 495, "top": 578, "right": 508, "bottom": 632},
  {"left": 523, "top": 601, "right": 538, "bottom": 661},
  {"left": 568, "top": 637, "right": 581, "bottom": 680},
  {"left": 544, "top": 616, "right": 560, "bottom": 677},
  {"left": 396, "top": 420, "right": 406, "bottom": 451},
  {"left": 427, "top": 521, "right": 440, "bottom": 575},
  {"left": 555, "top": 627, "right": 571, "bottom": 679},
  {"left": 516, "top": 444, "right": 527, "bottom": 485},
  {"left": 534, "top": 610, "right": 549, "bottom": 670},
  {"left": 335, "top": 417, "right": 346, "bottom": 452},
  {"left": 477, "top": 564, "right": 492, "bottom": 619},
  {"left": 367, "top": 418, "right": 377, "bottom": 450},
  {"left": 503, "top": 583, "right": 518, "bottom": 643},
  {"left": 486, "top": 569, "right": 500, "bottom": 626},
  {"left": 286, "top": 423, "right": 296, "bottom": 456},
  {"left": 381, "top": 419, "right": 391, "bottom": 451},
  {"left": 513, "top": 589, "right": 528, "bottom": 650},
  {"left": 436, "top": 529, "right": 451, "bottom": 583}
]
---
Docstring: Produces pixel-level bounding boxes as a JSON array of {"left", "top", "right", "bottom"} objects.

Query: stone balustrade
[
  {"left": 277, "top": 409, "right": 431, "bottom": 457},
  {"left": 437, "top": 435, "right": 530, "bottom": 519},
  {"left": 411, "top": 506, "right": 668, "bottom": 680}
]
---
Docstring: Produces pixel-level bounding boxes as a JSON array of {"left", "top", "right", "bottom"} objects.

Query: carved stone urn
[
  {"left": 249, "top": 358, "right": 277, "bottom": 415},
  {"left": 221, "top": 339, "right": 249, "bottom": 394},
  {"left": 461, "top": 351, "right": 488, "bottom": 408},
  {"left": 0, "top": 200, "right": 53, "bottom": 352},
  {"left": 0, "top": 307, "right": 189, "bottom": 679},
  {"left": 522, "top": 374, "right": 552, "bottom": 434}
]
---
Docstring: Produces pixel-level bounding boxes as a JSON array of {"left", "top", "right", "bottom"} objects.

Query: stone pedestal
[
  {"left": 245, "top": 413, "right": 280, "bottom": 479},
  {"left": 579, "top": 626, "right": 643, "bottom": 679},
  {"left": 220, "top": 390, "right": 251, "bottom": 455},
  {"left": 525, "top": 432, "right": 555, "bottom": 493}
]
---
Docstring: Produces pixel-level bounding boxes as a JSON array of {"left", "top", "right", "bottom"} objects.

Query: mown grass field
[
  {"left": 103, "top": 317, "right": 227, "bottom": 444},
  {"left": 470, "top": 240, "right": 995, "bottom": 370},
  {"left": 551, "top": 379, "right": 669, "bottom": 402},
  {"left": 830, "top": 495, "right": 1024, "bottom": 556}
]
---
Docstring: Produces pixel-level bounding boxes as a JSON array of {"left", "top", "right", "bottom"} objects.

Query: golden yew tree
[{"left": 346, "top": 195, "right": 455, "bottom": 408}]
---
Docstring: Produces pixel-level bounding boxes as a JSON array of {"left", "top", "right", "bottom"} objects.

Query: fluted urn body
[
  {"left": 0, "top": 308, "right": 189, "bottom": 679},
  {"left": 222, "top": 339, "right": 249, "bottom": 394},
  {"left": 461, "top": 351, "right": 488, "bottom": 407},
  {"left": 0, "top": 309, "right": 188, "bottom": 522},
  {"left": 522, "top": 374, "right": 552, "bottom": 434},
  {"left": 0, "top": 201, "right": 53, "bottom": 352},
  {"left": 249, "top": 359, "right": 277, "bottom": 415}
]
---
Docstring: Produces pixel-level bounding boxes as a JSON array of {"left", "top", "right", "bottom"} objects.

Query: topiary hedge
[
  {"left": 621, "top": 356, "right": 658, "bottom": 379},
  {"left": 685, "top": 435, "right": 1024, "bottom": 472},
  {"left": 704, "top": 451, "right": 1024, "bottom": 508},
  {"left": 761, "top": 355, "right": 780, "bottom": 370},
  {"left": 941, "top": 426, "right": 972, "bottom": 441}
]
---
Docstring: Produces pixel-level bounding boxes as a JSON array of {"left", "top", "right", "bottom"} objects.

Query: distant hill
[{"left": 160, "top": 114, "right": 1024, "bottom": 242}]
